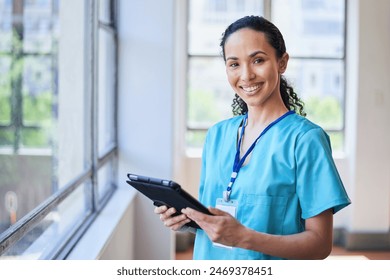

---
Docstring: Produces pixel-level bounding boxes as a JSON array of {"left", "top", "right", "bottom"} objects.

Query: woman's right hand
[{"left": 154, "top": 205, "right": 191, "bottom": 231}]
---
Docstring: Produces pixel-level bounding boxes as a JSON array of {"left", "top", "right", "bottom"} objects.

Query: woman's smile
[{"left": 240, "top": 83, "right": 263, "bottom": 94}]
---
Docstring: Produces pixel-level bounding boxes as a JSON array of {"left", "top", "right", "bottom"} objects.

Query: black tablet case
[{"left": 126, "top": 173, "right": 211, "bottom": 229}]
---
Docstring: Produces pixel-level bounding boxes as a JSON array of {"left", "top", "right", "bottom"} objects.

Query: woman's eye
[
  {"left": 229, "top": 62, "right": 238, "bottom": 68},
  {"left": 254, "top": 58, "right": 264, "bottom": 64}
]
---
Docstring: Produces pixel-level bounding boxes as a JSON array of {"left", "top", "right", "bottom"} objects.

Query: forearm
[{"left": 238, "top": 226, "right": 332, "bottom": 260}]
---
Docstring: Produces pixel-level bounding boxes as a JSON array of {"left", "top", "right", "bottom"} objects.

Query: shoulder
[
  {"left": 285, "top": 114, "right": 334, "bottom": 156},
  {"left": 284, "top": 113, "right": 329, "bottom": 142},
  {"left": 287, "top": 113, "right": 322, "bottom": 132}
]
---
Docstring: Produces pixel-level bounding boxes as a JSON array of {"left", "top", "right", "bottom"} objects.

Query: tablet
[{"left": 126, "top": 173, "right": 211, "bottom": 229}]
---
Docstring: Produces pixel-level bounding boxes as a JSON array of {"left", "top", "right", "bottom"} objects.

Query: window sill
[{"left": 65, "top": 187, "right": 136, "bottom": 260}]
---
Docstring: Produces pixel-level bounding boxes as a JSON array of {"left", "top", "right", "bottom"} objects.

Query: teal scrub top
[{"left": 192, "top": 112, "right": 351, "bottom": 260}]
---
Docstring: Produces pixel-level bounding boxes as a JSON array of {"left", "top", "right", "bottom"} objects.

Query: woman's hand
[
  {"left": 182, "top": 207, "right": 249, "bottom": 247},
  {"left": 154, "top": 205, "right": 191, "bottom": 231}
]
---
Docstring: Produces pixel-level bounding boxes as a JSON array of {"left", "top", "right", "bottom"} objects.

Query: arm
[{"left": 182, "top": 207, "right": 333, "bottom": 260}]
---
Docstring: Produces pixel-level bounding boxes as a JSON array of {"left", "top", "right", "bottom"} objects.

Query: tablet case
[{"left": 126, "top": 173, "right": 211, "bottom": 229}]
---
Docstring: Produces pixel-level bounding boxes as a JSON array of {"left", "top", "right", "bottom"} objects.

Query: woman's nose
[{"left": 240, "top": 65, "right": 255, "bottom": 81}]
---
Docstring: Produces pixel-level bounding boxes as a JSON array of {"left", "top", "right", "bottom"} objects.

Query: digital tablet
[{"left": 126, "top": 173, "right": 211, "bottom": 229}]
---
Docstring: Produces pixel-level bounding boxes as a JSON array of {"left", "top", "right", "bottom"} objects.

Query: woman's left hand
[{"left": 181, "top": 207, "right": 248, "bottom": 247}]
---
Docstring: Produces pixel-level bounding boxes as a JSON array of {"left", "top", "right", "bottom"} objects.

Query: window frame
[{"left": 0, "top": 0, "right": 118, "bottom": 259}]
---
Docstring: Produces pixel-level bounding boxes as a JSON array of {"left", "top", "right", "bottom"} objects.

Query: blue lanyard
[{"left": 223, "top": 110, "right": 295, "bottom": 202}]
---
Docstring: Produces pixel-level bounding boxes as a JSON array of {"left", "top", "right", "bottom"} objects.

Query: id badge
[{"left": 213, "top": 198, "right": 239, "bottom": 249}]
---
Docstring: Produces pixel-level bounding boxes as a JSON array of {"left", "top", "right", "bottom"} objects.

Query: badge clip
[{"left": 223, "top": 190, "right": 231, "bottom": 202}]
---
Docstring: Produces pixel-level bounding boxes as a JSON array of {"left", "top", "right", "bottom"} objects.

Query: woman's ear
[{"left": 278, "top": 52, "right": 289, "bottom": 74}]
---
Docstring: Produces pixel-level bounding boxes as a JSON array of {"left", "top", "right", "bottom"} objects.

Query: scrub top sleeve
[{"left": 295, "top": 128, "right": 351, "bottom": 220}]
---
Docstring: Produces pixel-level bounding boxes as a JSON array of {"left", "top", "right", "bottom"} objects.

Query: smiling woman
[{"left": 157, "top": 15, "right": 350, "bottom": 260}]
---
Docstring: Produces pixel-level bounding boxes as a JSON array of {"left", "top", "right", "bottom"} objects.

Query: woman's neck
[{"left": 246, "top": 104, "right": 288, "bottom": 130}]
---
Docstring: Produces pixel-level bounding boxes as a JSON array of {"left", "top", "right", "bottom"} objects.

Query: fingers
[
  {"left": 181, "top": 207, "right": 213, "bottom": 229},
  {"left": 154, "top": 205, "right": 168, "bottom": 214},
  {"left": 181, "top": 207, "right": 203, "bottom": 220},
  {"left": 165, "top": 215, "right": 191, "bottom": 231},
  {"left": 182, "top": 207, "right": 229, "bottom": 221},
  {"left": 154, "top": 206, "right": 191, "bottom": 231},
  {"left": 156, "top": 206, "right": 177, "bottom": 223},
  {"left": 154, "top": 205, "right": 177, "bottom": 220}
]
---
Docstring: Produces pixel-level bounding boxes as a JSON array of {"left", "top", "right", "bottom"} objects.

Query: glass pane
[
  {"left": 0, "top": 182, "right": 92, "bottom": 260},
  {"left": 0, "top": 0, "right": 12, "bottom": 52},
  {"left": 189, "top": 0, "right": 264, "bottom": 55},
  {"left": 21, "top": 55, "right": 54, "bottom": 148},
  {"left": 0, "top": 56, "right": 12, "bottom": 125},
  {"left": 98, "top": 29, "right": 115, "bottom": 157},
  {"left": 22, "top": 56, "right": 53, "bottom": 116},
  {"left": 57, "top": 1, "right": 91, "bottom": 187},
  {"left": 0, "top": 130, "right": 13, "bottom": 146},
  {"left": 0, "top": 0, "right": 60, "bottom": 235},
  {"left": 187, "top": 57, "right": 233, "bottom": 129},
  {"left": 186, "top": 130, "right": 207, "bottom": 149},
  {"left": 328, "top": 131, "right": 343, "bottom": 154},
  {"left": 0, "top": 151, "right": 52, "bottom": 235},
  {"left": 0, "top": 0, "right": 93, "bottom": 241},
  {"left": 97, "top": 160, "right": 114, "bottom": 202},
  {"left": 24, "top": 0, "right": 59, "bottom": 53},
  {"left": 285, "top": 59, "right": 344, "bottom": 130},
  {"left": 272, "top": 0, "right": 345, "bottom": 58}
]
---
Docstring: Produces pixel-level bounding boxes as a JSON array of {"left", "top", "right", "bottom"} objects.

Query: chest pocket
[{"left": 239, "top": 194, "right": 288, "bottom": 235}]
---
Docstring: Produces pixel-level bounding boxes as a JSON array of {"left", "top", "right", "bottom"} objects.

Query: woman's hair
[{"left": 220, "top": 15, "right": 306, "bottom": 117}]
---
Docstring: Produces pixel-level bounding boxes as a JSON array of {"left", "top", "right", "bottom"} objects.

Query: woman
[{"left": 155, "top": 15, "right": 350, "bottom": 260}]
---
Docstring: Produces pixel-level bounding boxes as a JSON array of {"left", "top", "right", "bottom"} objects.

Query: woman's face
[{"left": 224, "top": 28, "right": 288, "bottom": 111}]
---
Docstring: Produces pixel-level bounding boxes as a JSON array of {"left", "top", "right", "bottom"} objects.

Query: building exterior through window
[{"left": 0, "top": 0, "right": 118, "bottom": 259}]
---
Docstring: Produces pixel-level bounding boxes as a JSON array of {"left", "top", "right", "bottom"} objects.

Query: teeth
[{"left": 242, "top": 84, "right": 260, "bottom": 92}]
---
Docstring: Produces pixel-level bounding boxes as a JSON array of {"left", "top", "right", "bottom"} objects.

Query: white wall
[
  {"left": 116, "top": 0, "right": 175, "bottom": 259},
  {"left": 345, "top": 0, "right": 390, "bottom": 233}
]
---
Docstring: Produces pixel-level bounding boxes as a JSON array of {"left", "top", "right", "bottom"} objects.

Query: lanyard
[{"left": 223, "top": 110, "right": 295, "bottom": 202}]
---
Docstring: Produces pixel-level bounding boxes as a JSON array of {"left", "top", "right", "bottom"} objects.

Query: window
[
  {"left": 272, "top": 0, "right": 345, "bottom": 151},
  {"left": 186, "top": 0, "right": 346, "bottom": 152},
  {"left": 0, "top": 0, "right": 118, "bottom": 260}
]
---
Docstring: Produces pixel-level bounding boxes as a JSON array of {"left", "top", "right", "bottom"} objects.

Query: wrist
[{"left": 237, "top": 226, "right": 254, "bottom": 250}]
